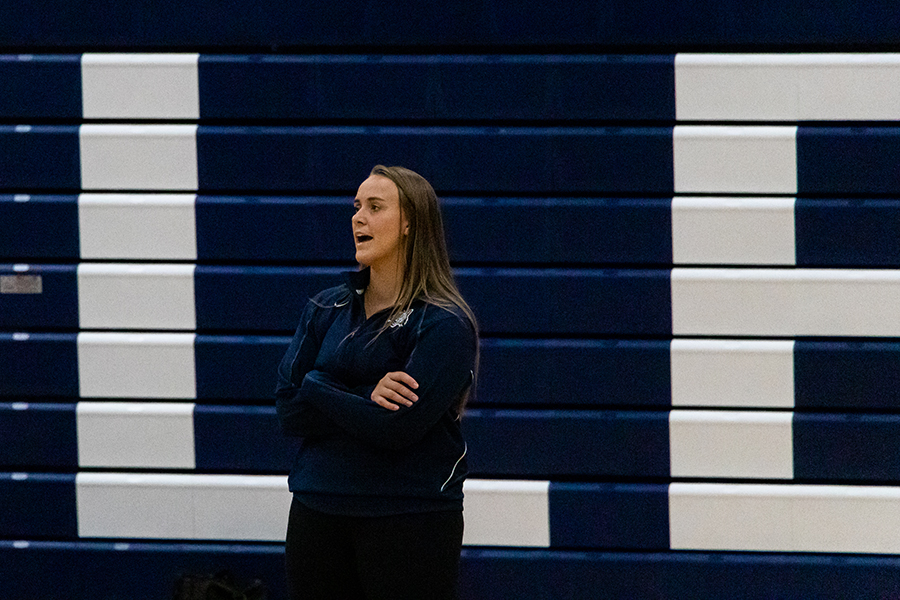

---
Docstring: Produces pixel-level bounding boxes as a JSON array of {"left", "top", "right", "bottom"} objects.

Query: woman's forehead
[{"left": 356, "top": 174, "right": 399, "bottom": 202}]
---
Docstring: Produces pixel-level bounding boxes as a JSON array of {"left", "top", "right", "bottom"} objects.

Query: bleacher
[{"left": 5, "top": 3, "right": 900, "bottom": 598}]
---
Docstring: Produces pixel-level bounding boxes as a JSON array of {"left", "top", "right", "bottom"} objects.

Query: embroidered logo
[{"left": 389, "top": 308, "right": 413, "bottom": 328}]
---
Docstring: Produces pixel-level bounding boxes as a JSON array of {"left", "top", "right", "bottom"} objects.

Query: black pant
[{"left": 285, "top": 497, "right": 464, "bottom": 600}]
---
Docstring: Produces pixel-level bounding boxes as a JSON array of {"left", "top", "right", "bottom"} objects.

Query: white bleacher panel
[
  {"left": 671, "top": 197, "right": 795, "bottom": 265},
  {"left": 675, "top": 54, "right": 801, "bottom": 121},
  {"left": 193, "top": 476, "right": 292, "bottom": 541},
  {"left": 78, "top": 194, "right": 197, "bottom": 260},
  {"left": 672, "top": 269, "right": 900, "bottom": 337},
  {"left": 676, "top": 54, "right": 900, "bottom": 121},
  {"left": 75, "top": 473, "right": 289, "bottom": 541},
  {"left": 79, "top": 125, "right": 198, "bottom": 191},
  {"left": 673, "top": 126, "right": 797, "bottom": 194},
  {"left": 77, "top": 473, "right": 195, "bottom": 540},
  {"left": 81, "top": 53, "right": 200, "bottom": 119},
  {"left": 77, "top": 333, "right": 196, "bottom": 399},
  {"left": 76, "top": 402, "right": 196, "bottom": 469},
  {"left": 670, "top": 483, "right": 900, "bottom": 554},
  {"left": 77, "top": 263, "right": 196, "bottom": 330},
  {"left": 670, "top": 339, "right": 795, "bottom": 408},
  {"left": 669, "top": 411, "right": 793, "bottom": 479},
  {"left": 461, "top": 479, "right": 550, "bottom": 547},
  {"left": 74, "top": 474, "right": 546, "bottom": 545},
  {"left": 669, "top": 483, "right": 797, "bottom": 552},
  {"left": 796, "top": 54, "right": 900, "bottom": 120}
]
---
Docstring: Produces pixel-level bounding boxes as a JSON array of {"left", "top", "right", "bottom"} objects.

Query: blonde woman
[{"left": 276, "top": 165, "right": 478, "bottom": 600}]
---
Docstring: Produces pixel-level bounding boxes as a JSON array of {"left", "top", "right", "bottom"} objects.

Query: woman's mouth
[{"left": 356, "top": 234, "right": 373, "bottom": 244}]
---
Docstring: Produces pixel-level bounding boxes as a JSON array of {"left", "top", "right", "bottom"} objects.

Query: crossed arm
[{"left": 276, "top": 310, "right": 476, "bottom": 450}]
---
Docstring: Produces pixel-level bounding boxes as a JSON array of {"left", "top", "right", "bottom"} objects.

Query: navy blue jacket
[{"left": 275, "top": 269, "right": 477, "bottom": 516}]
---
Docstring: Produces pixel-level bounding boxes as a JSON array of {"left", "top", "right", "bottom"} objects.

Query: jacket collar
[
  {"left": 345, "top": 267, "right": 416, "bottom": 327},
  {"left": 346, "top": 267, "right": 370, "bottom": 298}
]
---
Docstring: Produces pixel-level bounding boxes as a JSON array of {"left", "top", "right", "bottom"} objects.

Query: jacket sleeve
[
  {"left": 275, "top": 299, "right": 341, "bottom": 439},
  {"left": 299, "top": 310, "right": 477, "bottom": 450}
]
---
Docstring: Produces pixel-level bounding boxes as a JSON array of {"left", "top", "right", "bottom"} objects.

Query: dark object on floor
[{"left": 173, "top": 570, "right": 267, "bottom": 600}]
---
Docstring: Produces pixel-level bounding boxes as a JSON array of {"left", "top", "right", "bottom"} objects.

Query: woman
[{"left": 275, "top": 165, "right": 478, "bottom": 600}]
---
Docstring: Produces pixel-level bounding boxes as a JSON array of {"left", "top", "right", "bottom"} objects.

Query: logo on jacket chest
[{"left": 389, "top": 308, "right": 413, "bottom": 328}]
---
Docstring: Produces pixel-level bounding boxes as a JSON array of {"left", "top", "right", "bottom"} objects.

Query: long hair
[{"left": 369, "top": 164, "right": 479, "bottom": 413}]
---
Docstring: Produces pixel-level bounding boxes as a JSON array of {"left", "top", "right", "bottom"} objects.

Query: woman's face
[{"left": 352, "top": 175, "right": 409, "bottom": 271}]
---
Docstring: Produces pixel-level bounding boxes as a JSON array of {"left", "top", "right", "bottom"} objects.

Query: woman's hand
[{"left": 371, "top": 371, "right": 419, "bottom": 411}]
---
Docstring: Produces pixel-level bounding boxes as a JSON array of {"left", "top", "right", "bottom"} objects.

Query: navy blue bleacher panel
[
  {"left": 0, "top": 196, "right": 79, "bottom": 260},
  {"left": 794, "top": 341, "right": 900, "bottom": 410},
  {"left": 477, "top": 339, "right": 670, "bottom": 407},
  {"left": 194, "top": 405, "right": 296, "bottom": 472},
  {"left": 199, "top": 55, "right": 674, "bottom": 122},
  {"left": 0, "top": 55, "right": 81, "bottom": 118},
  {"left": 0, "top": 126, "right": 80, "bottom": 191},
  {"left": 0, "top": 473, "right": 76, "bottom": 538},
  {"left": 549, "top": 483, "right": 669, "bottom": 550},
  {"left": 798, "top": 128, "right": 900, "bottom": 195},
  {"left": 457, "top": 268, "right": 672, "bottom": 336},
  {"left": 195, "top": 196, "right": 355, "bottom": 263},
  {"left": 198, "top": 336, "right": 671, "bottom": 406},
  {"left": 198, "top": 56, "right": 319, "bottom": 121},
  {"left": 194, "top": 335, "right": 291, "bottom": 401},
  {"left": 3, "top": 2, "right": 900, "bottom": 50},
  {"left": 443, "top": 198, "right": 672, "bottom": 266},
  {"left": 466, "top": 548, "right": 689, "bottom": 600},
  {"left": 461, "top": 549, "right": 900, "bottom": 600},
  {"left": 463, "top": 409, "right": 669, "bottom": 478},
  {"left": 0, "top": 404, "right": 77, "bottom": 469},
  {"left": 478, "top": 1, "right": 900, "bottom": 50},
  {"left": 796, "top": 199, "right": 900, "bottom": 267},
  {"left": 794, "top": 413, "right": 900, "bottom": 482},
  {"left": 196, "top": 126, "right": 673, "bottom": 194},
  {"left": 195, "top": 196, "right": 673, "bottom": 265},
  {"left": 193, "top": 266, "right": 345, "bottom": 333},
  {"left": 194, "top": 266, "right": 671, "bottom": 335},
  {"left": 420, "top": 56, "right": 675, "bottom": 122},
  {"left": 0, "top": 333, "right": 78, "bottom": 397},
  {"left": 0, "top": 265, "right": 78, "bottom": 330},
  {"left": 0, "top": 541, "right": 287, "bottom": 600},
  {"left": 0, "top": 1, "right": 283, "bottom": 49}
]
